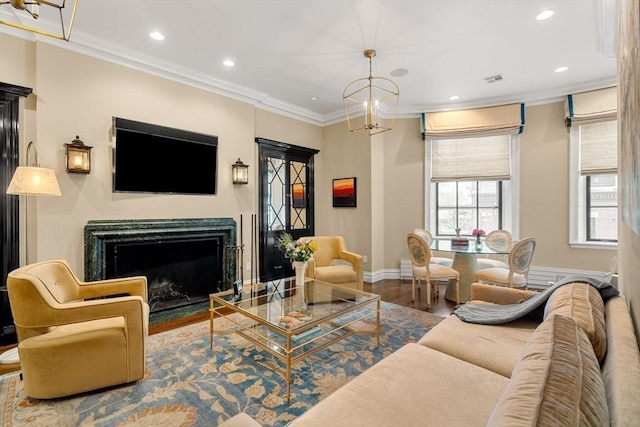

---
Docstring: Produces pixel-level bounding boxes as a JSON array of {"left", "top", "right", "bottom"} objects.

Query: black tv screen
[{"left": 113, "top": 117, "right": 218, "bottom": 195}]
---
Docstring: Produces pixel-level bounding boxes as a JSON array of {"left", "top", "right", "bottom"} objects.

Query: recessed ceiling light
[
  {"left": 536, "top": 10, "right": 554, "bottom": 21},
  {"left": 449, "top": 95, "right": 459, "bottom": 101},
  {"left": 555, "top": 66, "right": 568, "bottom": 73},
  {"left": 390, "top": 68, "right": 409, "bottom": 77},
  {"left": 149, "top": 31, "right": 164, "bottom": 41},
  {"left": 223, "top": 59, "right": 235, "bottom": 67},
  {"left": 311, "top": 96, "right": 320, "bottom": 101}
]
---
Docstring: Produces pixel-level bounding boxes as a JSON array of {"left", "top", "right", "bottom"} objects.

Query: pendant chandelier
[
  {"left": 343, "top": 49, "right": 399, "bottom": 136},
  {"left": 0, "top": 0, "right": 79, "bottom": 41}
]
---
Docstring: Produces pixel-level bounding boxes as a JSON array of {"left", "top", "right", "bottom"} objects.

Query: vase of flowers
[
  {"left": 277, "top": 233, "right": 318, "bottom": 288},
  {"left": 472, "top": 229, "right": 485, "bottom": 250}
]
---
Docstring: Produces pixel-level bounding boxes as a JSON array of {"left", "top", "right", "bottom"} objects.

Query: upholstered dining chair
[
  {"left": 477, "top": 229, "right": 513, "bottom": 269},
  {"left": 407, "top": 233, "right": 460, "bottom": 310},
  {"left": 473, "top": 238, "right": 536, "bottom": 289},
  {"left": 413, "top": 229, "right": 454, "bottom": 268},
  {"left": 7, "top": 259, "right": 149, "bottom": 399}
]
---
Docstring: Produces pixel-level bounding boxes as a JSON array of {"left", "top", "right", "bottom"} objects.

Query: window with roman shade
[
  {"left": 567, "top": 86, "right": 618, "bottom": 246},
  {"left": 431, "top": 134, "right": 511, "bottom": 181},
  {"left": 564, "top": 86, "right": 617, "bottom": 127},
  {"left": 579, "top": 120, "right": 617, "bottom": 175},
  {"left": 421, "top": 103, "right": 525, "bottom": 139},
  {"left": 423, "top": 103, "right": 524, "bottom": 237}
]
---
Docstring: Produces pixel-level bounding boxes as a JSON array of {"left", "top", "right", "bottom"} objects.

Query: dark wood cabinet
[
  {"left": 256, "top": 138, "right": 319, "bottom": 282},
  {"left": 1, "top": 82, "right": 33, "bottom": 345}
]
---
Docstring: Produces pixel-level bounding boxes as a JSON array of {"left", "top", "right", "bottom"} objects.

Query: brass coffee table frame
[{"left": 209, "top": 278, "right": 380, "bottom": 403}]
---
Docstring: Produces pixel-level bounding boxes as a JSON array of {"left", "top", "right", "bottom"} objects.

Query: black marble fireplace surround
[{"left": 84, "top": 218, "right": 237, "bottom": 320}]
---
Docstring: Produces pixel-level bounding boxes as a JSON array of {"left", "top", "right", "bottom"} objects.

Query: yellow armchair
[
  {"left": 7, "top": 259, "right": 149, "bottom": 399},
  {"left": 305, "top": 236, "right": 363, "bottom": 291}
]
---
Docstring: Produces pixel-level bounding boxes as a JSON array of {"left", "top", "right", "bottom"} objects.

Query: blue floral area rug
[{"left": 0, "top": 302, "right": 444, "bottom": 427}]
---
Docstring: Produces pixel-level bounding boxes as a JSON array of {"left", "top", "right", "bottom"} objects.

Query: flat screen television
[{"left": 113, "top": 117, "right": 218, "bottom": 195}]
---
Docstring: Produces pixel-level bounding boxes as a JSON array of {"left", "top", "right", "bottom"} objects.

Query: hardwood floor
[
  {"left": 148, "top": 278, "right": 456, "bottom": 334},
  {"left": 0, "top": 278, "right": 455, "bottom": 376}
]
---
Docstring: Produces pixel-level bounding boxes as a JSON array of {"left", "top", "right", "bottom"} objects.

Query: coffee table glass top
[{"left": 210, "top": 277, "right": 378, "bottom": 335}]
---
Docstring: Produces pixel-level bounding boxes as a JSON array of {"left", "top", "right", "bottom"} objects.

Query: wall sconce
[
  {"left": 232, "top": 158, "right": 249, "bottom": 185},
  {"left": 64, "top": 135, "right": 92, "bottom": 174}
]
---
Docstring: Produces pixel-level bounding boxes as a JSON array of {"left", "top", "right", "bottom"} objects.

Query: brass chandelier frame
[
  {"left": 0, "top": 0, "right": 79, "bottom": 41},
  {"left": 343, "top": 49, "right": 400, "bottom": 136}
]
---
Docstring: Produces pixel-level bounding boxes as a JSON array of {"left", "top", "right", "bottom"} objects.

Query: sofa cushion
[
  {"left": 544, "top": 282, "right": 607, "bottom": 362},
  {"left": 601, "top": 296, "right": 640, "bottom": 427},
  {"left": 288, "top": 343, "right": 509, "bottom": 427},
  {"left": 418, "top": 314, "right": 537, "bottom": 378},
  {"left": 487, "top": 315, "right": 609, "bottom": 427}
]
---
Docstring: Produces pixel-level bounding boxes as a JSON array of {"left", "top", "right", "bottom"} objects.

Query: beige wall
[{"left": 319, "top": 122, "right": 372, "bottom": 266}]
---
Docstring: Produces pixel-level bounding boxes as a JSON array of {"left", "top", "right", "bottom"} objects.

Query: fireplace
[{"left": 84, "top": 218, "right": 237, "bottom": 315}]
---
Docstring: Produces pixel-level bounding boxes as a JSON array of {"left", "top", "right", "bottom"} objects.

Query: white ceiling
[{"left": 0, "top": 0, "right": 618, "bottom": 126}]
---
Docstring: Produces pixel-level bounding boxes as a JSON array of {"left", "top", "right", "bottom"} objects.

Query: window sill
[{"left": 569, "top": 241, "right": 617, "bottom": 250}]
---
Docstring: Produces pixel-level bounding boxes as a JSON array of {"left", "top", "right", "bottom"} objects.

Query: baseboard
[{"left": 365, "top": 265, "right": 609, "bottom": 287}]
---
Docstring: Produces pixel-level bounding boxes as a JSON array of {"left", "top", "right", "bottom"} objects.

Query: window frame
[
  {"left": 568, "top": 125, "right": 618, "bottom": 249},
  {"left": 434, "top": 180, "right": 503, "bottom": 236},
  {"left": 425, "top": 134, "right": 519, "bottom": 239}
]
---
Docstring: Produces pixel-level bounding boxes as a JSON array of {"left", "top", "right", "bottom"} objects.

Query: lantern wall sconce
[
  {"left": 232, "top": 158, "right": 249, "bottom": 185},
  {"left": 64, "top": 135, "right": 92, "bottom": 174}
]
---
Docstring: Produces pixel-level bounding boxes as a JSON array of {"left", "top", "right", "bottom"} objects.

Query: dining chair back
[
  {"left": 407, "top": 233, "right": 459, "bottom": 309},
  {"left": 477, "top": 229, "right": 513, "bottom": 269},
  {"left": 413, "top": 228, "right": 453, "bottom": 267},
  {"left": 473, "top": 237, "right": 536, "bottom": 288}
]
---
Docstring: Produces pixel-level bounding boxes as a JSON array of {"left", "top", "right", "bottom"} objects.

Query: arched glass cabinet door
[{"left": 256, "top": 138, "right": 319, "bottom": 282}]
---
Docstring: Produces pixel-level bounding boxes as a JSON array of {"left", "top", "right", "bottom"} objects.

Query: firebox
[{"left": 84, "top": 218, "right": 237, "bottom": 316}]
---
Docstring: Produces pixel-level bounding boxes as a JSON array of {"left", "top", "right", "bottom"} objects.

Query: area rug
[{"left": 0, "top": 302, "right": 444, "bottom": 427}]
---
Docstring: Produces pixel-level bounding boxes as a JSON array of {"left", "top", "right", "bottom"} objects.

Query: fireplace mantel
[{"left": 84, "top": 218, "right": 237, "bottom": 293}]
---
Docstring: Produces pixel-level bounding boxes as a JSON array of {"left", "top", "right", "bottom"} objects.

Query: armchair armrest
[
  {"left": 340, "top": 250, "right": 363, "bottom": 272},
  {"left": 470, "top": 282, "right": 536, "bottom": 305},
  {"left": 306, "top": 258, "right": 317, "bottom": 278},
  {"left": 78, "top": 276, "right": 148, "bottom": 302},
  {"left": 34, "top": 296, "right": 147, "bottom": 328}
]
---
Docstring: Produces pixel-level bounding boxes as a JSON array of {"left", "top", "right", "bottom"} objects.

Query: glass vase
[{"left": 475, "top": 236, "right": 482, "bottom": 250}]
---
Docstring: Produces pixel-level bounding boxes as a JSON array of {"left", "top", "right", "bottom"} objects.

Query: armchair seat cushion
[
  {"left": 314, "top": 265, "right": 357, "bottom": 284},
  {"left": 19, "top": 317, "right": 132, "bottom": 399}
]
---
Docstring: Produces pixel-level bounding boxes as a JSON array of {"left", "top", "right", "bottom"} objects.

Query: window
[
  {"left": 426, "top": 134, "right": 518, "bottom": 237},
  {"left": 569, "top": 120, "right": 618, "bottom": 247},
  {"left": 436, "top": 181, "right": 502, "bottom": 235},
  {"left": 587, "top": 174, "right": 618, "bottom": 241}
]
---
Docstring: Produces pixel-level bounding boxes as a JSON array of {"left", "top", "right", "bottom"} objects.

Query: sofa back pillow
[
  {"left": 487, "top": 315, "right": 609, "bottom": 427},
  {"left": 543, "top": 281, "right": 607, "bottom": 362}
]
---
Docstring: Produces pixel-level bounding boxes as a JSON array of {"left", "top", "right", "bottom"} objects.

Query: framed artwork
[
  {"left": 292, "top": 183, "right": 306, "bottom": 208},
  {"left": 333, "top": 177, "right": 357, "bottom": 208}
]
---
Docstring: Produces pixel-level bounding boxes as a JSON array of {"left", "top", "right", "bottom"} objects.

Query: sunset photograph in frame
[{"left": 332, "top": 177, "right": 357, "bottom": 208}]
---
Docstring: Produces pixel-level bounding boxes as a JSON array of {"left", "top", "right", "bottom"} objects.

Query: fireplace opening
[{"left": 106, "top": 236, "right": 223, "bottom": 313}]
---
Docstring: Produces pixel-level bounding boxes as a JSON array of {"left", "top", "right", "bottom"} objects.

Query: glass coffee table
[{"left": 209, "top": 277, "right": 380, "bottom": 403}]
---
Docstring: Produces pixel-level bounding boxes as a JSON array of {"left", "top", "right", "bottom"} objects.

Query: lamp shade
[{"left": 7, "top": 166, "right": 62, "bottom": 197}]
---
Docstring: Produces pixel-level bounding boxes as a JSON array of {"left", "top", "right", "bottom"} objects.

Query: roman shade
[
  {"left": 579, "top": 120, "right": 618, "bottom": 175},
  {"left": 431, "top": 134, "right": 511, "bottom": 181},
  {"left": 564, "top": 86, "right": 617, "bottom": 127},
  {"left": 421, "top": 103, "right": 525, "bottom": 139}
]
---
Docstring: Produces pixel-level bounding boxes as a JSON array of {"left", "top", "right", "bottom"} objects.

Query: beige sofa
[{"left": 288, "top": 281, "right": 640, "bottom": 426}]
